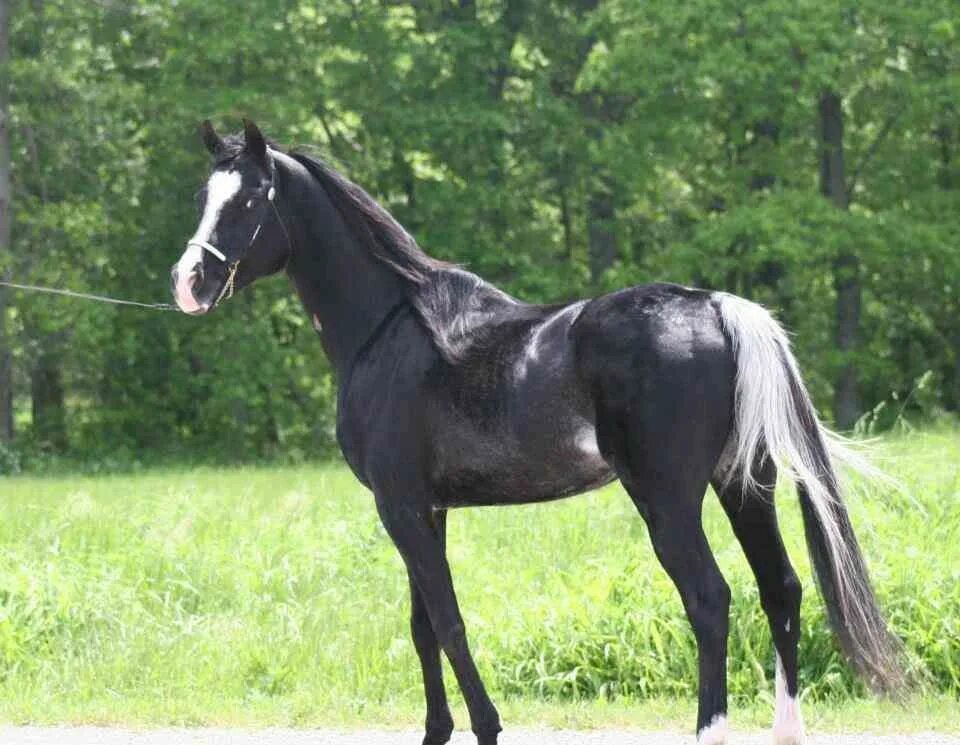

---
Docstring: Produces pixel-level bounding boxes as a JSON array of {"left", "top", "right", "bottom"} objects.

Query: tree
[{"left": 0, "top": 0, "right": 11, "bottom": 444}]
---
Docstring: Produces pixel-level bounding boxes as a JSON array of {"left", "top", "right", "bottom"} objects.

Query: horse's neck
[{"left": 276, "top": 155, "right": 409, "bottom": 372}]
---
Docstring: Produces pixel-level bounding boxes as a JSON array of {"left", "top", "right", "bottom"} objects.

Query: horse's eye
[{"left": 245, "top": 198, "right": 256, "bottom": 209}]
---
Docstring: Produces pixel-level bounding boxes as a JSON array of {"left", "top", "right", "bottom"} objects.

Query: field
[{"left": 0, "top": 428, "right": 958, "bottom": 732}]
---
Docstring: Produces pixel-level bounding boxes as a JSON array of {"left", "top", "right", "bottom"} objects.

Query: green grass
[{"left": 0, "top": 427, "right": 958, "bottom": 731}]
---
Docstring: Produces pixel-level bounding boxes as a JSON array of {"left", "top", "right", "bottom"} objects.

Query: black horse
[{"left": 171, "top": 120, "right": 904, "bottom": 745}]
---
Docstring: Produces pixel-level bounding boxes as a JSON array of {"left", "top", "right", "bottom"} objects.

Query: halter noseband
[{"left": 187, "top": 184, "right": 278, "bottom": 308}]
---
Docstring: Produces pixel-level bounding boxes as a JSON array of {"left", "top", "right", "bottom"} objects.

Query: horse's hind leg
[
  {"left": 613, "top": 427, "right": 732, "bottom": 743},
  {"left": 713, "top": 460, "right": 805, "bottom": 745}
]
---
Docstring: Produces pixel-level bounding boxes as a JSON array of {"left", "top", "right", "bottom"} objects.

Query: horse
[{"left": 170, "top": 119, "right": 904, "bottom": 745}]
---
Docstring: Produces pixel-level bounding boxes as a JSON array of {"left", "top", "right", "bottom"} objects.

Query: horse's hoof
[
  {"left": 422, "top": 725, "right": 454, "bottom": 745},
  {"left": 773, "top": 727, "right": 805, "bottom": 745},
  {"left": 422, "top": 735, "right": 451, "bottom": 745},
  {"left": 422, "top": 718, "right": 454, "bottom": 745},
  {"left": 476, "top": 737, "right": 498, "bottom": 745}
]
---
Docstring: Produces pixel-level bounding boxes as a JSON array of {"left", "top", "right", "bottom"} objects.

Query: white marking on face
[
  {"left": 174, "top": 169, "right": 242, "bottom": 314},
  {"left": 773, "top": 653, "right": 805, "bottom": 745},
  {"left": 192, "top": 169, "right": 242, "bottom": 247},
  {"left": 697, "top": 714, "right": 728, "bottom": 745}
]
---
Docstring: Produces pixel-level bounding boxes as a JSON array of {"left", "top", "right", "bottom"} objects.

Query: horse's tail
[{"left": 713, "top": 291, "right": 906, "bottom": 695}]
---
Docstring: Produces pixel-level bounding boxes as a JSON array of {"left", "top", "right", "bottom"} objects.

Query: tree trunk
[
  {"left": 0, "top": 0, "right": 13, "bottom": 443},
  {"left": 31, "top": 349, "right": 66, "bottom": 451},
  {"left": 935, "top": 123, "right": 959, "bottom": 411},
  {"left": 587, "top": 185, "right": 616, "bottom": 283},
  {"left": 819, "top": 90, "right": 860, "bottom": 429},
  {"left": 559, "top": 180, "right": 573, "bottom": 260}
]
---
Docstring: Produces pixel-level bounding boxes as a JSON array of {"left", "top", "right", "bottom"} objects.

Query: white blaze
[{"left": 174, "top": 169, "right": 242, "bottom": 313}]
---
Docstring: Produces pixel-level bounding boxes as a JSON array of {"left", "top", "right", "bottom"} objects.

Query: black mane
[
  {"left": 286, "top": 149, "right": 537, "bottom": 363},
  {"left": 288, "top": 151, "right": 449, "bottom": 285}
]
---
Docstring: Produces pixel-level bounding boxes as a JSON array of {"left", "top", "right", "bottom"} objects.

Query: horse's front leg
[
  {"left": 377, "top": 496, "right": 501, "bottom": 745},
  {"left": 408, "top": 510, "right": 455, "bottom": 745}
]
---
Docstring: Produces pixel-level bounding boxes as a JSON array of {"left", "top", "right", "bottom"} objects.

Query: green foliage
[
  {"left": 0, "top": 441, "right": 19, "bottom": 475},
  {"left": 0, "top": 428, "right": 957, "bottom": 719},
  {"left": 2, "top": 0, "right": 959, "bottom": 461}
]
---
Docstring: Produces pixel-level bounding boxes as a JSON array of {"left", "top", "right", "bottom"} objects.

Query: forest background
[{"left": 0, "top": 0, "right": 958, "bottom": 472}]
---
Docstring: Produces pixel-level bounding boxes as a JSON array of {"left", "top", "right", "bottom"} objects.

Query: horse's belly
[{"left": 431, "top": 421, "right": 615, "bottom": 507}]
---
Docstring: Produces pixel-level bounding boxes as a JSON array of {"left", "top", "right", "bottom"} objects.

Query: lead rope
[{"left": 0, "top": 280, "right": 176, "bottom": 311}]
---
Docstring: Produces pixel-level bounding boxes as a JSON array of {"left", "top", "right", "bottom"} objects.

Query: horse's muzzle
[{"left": 170, "top": 262, "right": 209, "bottom": 315}]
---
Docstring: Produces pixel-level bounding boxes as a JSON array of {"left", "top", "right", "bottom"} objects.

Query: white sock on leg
[{"left": 773, "top": 653, "right": 805, "bottom": 745}]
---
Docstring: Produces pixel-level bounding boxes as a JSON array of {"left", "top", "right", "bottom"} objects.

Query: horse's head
[{"left": 171, "top": 119, "right": 290, "bottom": 314}]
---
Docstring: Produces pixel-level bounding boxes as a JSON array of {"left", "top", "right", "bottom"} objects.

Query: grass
[{"left": 0, "top": 427, "right": 958, "bottom": 732}]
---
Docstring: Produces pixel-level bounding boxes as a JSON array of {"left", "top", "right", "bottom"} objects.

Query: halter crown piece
[{"left": 186, "top": 181, "right": 277, "bottom": 308}]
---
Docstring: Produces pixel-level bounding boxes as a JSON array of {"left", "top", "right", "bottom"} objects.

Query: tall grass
[{"left": 0, "top": 427, "right": 957, "bottom": 724}]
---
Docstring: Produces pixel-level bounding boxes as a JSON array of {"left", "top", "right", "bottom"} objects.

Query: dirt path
[{"left": 1, "top": 728, "right": 957, "bottom": 744}]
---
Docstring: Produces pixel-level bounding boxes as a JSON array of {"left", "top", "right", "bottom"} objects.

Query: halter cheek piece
[{"left": 186, "top": 184, "right": 277, "bottom": 308}]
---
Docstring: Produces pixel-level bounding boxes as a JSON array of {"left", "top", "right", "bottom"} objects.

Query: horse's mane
[
  {"left": 285, "top": 149, "right": 543, "bottom": 363},
  {"left": 288, "top": 151, "right": 449, "bottom": 284}
]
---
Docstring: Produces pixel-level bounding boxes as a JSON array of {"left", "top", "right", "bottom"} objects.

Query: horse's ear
[
  {"left": 200, "top": 119, "right": 224, "bottom": 157},
  {"left": 242, "top": 118, "right": 268, "bottom": 162}
]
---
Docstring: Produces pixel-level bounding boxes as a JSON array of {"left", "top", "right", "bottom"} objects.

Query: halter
[{"left": 186, "top": 181, "right": 283, "bottom": 309}]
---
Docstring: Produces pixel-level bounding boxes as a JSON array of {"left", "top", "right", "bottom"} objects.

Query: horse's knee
[{"left": 435, "top": 622, "right": 468, "bottom": 655}]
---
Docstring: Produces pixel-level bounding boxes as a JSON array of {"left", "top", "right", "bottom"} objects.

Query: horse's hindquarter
[{"left": 571, "top": 283, "right": 737, "bottom": 477}]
